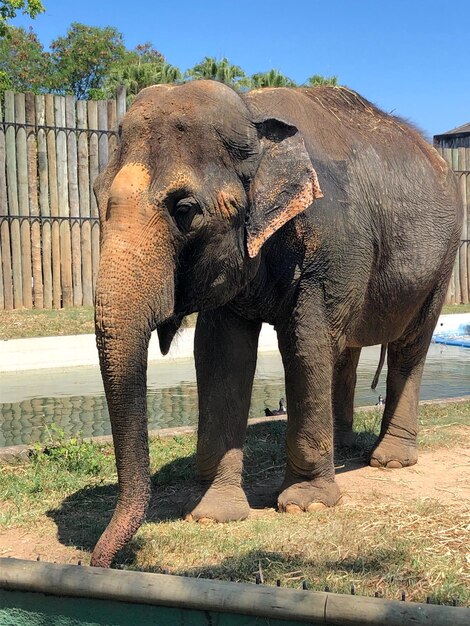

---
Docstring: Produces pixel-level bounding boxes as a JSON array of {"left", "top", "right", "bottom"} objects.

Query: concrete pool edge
[
  {"left": 1, "top": 313, "right": 469, "bottom": 373},
  {"left": 1, "top": 558, "right": 468, "bottom": 625},
  {"left": 1, "top": 394, "right": 469, "bottom": 461}
]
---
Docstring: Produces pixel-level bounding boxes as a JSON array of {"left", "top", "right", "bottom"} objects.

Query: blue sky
[{"left": 13, "top": 0, "right": 469, "bottom": 138}]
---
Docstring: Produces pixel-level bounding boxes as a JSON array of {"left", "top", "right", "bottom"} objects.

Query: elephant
[{"left": 91, "top": 80, "right": 462, "bottom": 567}]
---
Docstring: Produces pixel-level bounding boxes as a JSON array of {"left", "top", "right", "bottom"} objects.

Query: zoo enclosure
[
  {"left": 0, "top": 87, "right": 126, "bottom": 310},
  {"left": 0, "top": 88, "right": 468, "bottom": 310}
]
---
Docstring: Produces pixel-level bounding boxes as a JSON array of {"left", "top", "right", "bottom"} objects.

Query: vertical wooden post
[
  {"left": 15, "top": 92, "right": 33, "bottom": 308},
  {"left": 97, "top": 100, "right": 109, "bottom": 173},
  {"left": 451, "top": 148, "right": 461, "bottom": 303},
  {"left": 107, "top": 98, "right": 118, "bottom": 157},
  {"left": 77, "top": 100, "right": 93, "bottom": 306},
  {"left": 25, "top": 93, "right": 43, "bottom": 309},
  {"left": 36, "top": 94, "right": 52, "bottom": 309},
  {"left": 116, "top": 85, "right": 126, "bottom": 124},
  {"left": 45, "top": 93, "right": 61, "bottom": 308},
  {"left": 87, "top": 100, "right": 100, "bottom": 295},
  {"left": 458, "top": 147, "right": 468, "bottom": 303},
  {"left": 55, "top": 95, "right": 73, "bottom": 307},
  {"left": 466, "top": 148, "right": 470, "bottom": 303},
  {"left": 66, "top": 95, "right": 82, "bottom": 306},
  {"left": 440, "top": 147, "right": 454, "bottom": 304},
  {"left": 0, "top": 92, "right": 13, "bottom": 310},
  {"left": 5, "top": 91, "right": 23, "bottom": 308}
]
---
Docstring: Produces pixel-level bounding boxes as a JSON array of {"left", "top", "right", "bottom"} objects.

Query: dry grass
[
  {"left": 0, "top": 308, "right": 198, "bottom": 339},
  {"left": 0, "top": 402, "right": 469, "bottom": 604}
]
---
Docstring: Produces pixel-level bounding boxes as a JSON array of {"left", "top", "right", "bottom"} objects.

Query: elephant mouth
[{"left": 156, "top": 314, "right": 185, "bottom": 355}]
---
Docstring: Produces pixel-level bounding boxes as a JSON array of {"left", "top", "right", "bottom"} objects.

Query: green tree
[
  {"left": 250, "top": 69, "right": 297, "bottom": 88},
  {"left": 0, "top": 25, "right": 52, "bottom": 92},
  {"left": 0, "top": 0, "right": 45, "bottom": 37},
  {"left": 50, "top": 23, "right": 125, "bottom": 99},
  {"left": 101, "top": 43, "right": 182, "bottom": 102},
  {"left": 186, "top": 56, "right": 248, "bottom": 89},
  {"left": 306, "top": 74, "right": 338, "bottom": 87}
]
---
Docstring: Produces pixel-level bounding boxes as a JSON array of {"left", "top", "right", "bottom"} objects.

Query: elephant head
[{"left": 91, "top": 80, "right": 322, "bottom": 567}]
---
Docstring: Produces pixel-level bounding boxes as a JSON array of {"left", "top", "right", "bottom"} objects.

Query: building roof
[{"left": 435, "top": 121, "right": 470, "bottom": 139}]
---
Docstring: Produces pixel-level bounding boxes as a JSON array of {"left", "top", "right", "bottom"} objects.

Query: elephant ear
[{"left": 246, "top": 118, "right": 323, "bottom": 258}]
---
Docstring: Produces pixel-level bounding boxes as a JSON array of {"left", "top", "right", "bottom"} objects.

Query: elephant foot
[
  {"left": 278, "top": 478, "right": 342, "bottom": 514},
  {"left": 334, "top": 428, "right": 357, "bottom": 449},
  {"left": 183, "top": 484, "right": 250, "bottom": 523},
  {"left": 370, "top": 435, "right": 418, "bottom": 469}
]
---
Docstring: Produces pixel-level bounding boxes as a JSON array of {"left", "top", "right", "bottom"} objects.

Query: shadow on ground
[{"left": 47, "top": 420, "right": 377, "bottom": 559}]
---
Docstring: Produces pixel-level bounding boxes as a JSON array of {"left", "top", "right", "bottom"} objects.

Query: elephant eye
[{"left": 172, "top": 198, "right": 201, "bottom": 233}]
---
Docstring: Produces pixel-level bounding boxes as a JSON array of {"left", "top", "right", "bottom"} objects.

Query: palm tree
[
  {"left": 103, "top": 60, "right": 182, "bottom": 103},
  {"left": 185, "top": 56, "right": 248, "bottom": 89},
  {"left": 250, "top": 69, "right": 297, "bottom": 88},
  {"left": 306, "top": 74, "right": 338, "bottom": 87}
]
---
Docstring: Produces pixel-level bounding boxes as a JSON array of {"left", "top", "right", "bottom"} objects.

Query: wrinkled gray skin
[{"left": 91, "top": 80, "right": 462, "bottom": 567}]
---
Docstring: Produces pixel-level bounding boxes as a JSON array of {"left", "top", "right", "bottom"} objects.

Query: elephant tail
[{"left": 371, "top": 344, "right": 387, "bottom": 390}]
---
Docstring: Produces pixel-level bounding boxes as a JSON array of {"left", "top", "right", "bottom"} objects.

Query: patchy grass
[
  {"left": 0, "top": 307, "right": 95, "bottom": 339},
  {"left": 0, "top": 308, "right": 198, "bottom": 340},
  {"left": 0, "top": 302, "right": 468, "bottom": 341},
  {"left": 0, "top": 401, "right": 469, "bottom": 604},
  {"left": 441, "top": 303, "right": 470, "bottom": 315}
]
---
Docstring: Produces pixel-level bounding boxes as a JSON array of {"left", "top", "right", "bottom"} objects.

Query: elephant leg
[
  {"left": 184, "top": 307, "right": 261, "bottom": 523},
  {"left": 370, "top": 285, "right": 447, "bottom": 469},
  {"left": 276, "top": 308, "right": 342, "bottom": 513},
  {"left": 333, "top": 347, "right": 361, "bottom": 448}
]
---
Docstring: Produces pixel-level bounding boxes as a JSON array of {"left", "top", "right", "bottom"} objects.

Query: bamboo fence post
[
  {"left": 77, "top": 100, "right": 92, "bottom": 306},
  {"left": 15, "top": 92, "right": 33, "bottom": 308},
  {"left": 0, "top": 92, "right": 13, "bottom": 310},
  {"left": 4, "top": 91, "right": 23, "bottom": 308},
  {"left": 87, "top": 100, "right": 100, "bottom": 295},
  {"left": 36, "top": 94, "right": 52, "bottom": 308},
  {"left": 25, "top": 92, "right": 43, "bottom": 308},
  {"left": 45, "top": 93, "right": 61, "bottom": 308},
  {"left": 55, "top": 95, "right": 72, "bottom": 307},
  {"left": 66, "top": 95, "right": 82, "bottom": 306},
  {"left": 458, "top": 146, "right": 468, "bottom": 303}
]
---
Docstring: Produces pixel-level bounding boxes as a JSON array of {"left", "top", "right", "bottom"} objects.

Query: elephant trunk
[{"left": 90, "top": 190, "right": 176, "bottom": 567}]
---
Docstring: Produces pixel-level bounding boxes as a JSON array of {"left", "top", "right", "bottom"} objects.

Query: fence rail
[
  {"left": 0, "top": 87, "right": 126, "bottom": 310},
  {"left": 0, "top": 89, "right": 468, "bottom": 309}
]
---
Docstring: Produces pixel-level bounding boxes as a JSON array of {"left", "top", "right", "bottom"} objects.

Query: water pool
[{"left": 1, "top": 343, "right": 469, "bottom": 448}]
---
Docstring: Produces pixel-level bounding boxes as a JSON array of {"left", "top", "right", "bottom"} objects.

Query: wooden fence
[
  {"left": 434, "top": 141, "right": 470, "bottom": 305},
  {"left": 0, "top": 88, "right": 468, "bottom": 309},
  {"left": 0, "top": 87, "right": 126, "bottom": 310}
]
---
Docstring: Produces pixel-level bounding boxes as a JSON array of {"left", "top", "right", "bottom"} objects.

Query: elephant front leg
[
  {"left": 184, "top": 308, "right": 261, "bottom": 523},
  {"left": 333, "top": 347, "right": 361, "bottom": 448},
  {"left": 276, "top": 316, "right": 342, "bottom": 513}
]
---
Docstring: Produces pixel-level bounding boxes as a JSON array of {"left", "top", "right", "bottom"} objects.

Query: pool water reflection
[{"left": 0, "top": 343, "right": 469, "bottom": 448}]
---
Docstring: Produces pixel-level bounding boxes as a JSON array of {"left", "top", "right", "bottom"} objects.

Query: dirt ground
[{"left": 1, "top": 442, "right": 468, "bottom": 565}]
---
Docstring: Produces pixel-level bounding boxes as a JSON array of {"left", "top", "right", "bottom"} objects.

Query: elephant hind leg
[
  {"left": 370, "top": 282, "right": 447, "bottom": 469},
  {"left": 333, "top": 347, "right": 361, "bottom": 448}
]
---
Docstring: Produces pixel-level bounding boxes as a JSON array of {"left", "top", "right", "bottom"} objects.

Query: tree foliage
[
  {"left": 49, "top": 23, "right": 125, "bottom": 99},
  {"left": 101, "top": 43, "right": 181, "bottom": 102},
  {"left": 306, "top": 74, "right": 338, "bottom": 87},
  {"left": 0, "top": 0, "right": 44, "bottom": 37},
  {"left": 185, "top": 56, "right": 249, "bottom": 89},
  {"left": 0, "top": 25, "right": 51, "bottom": 92},
  {"left": 250, "top": 69, "right": 297, "bottom": 88},
  {"left": 0, "top": 16, "right": 339, "bottom": 99}
]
